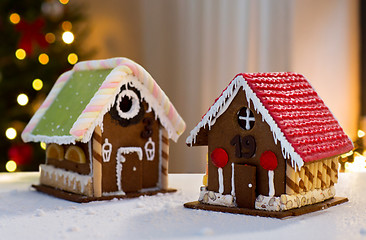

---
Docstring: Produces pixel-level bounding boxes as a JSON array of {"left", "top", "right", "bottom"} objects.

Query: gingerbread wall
[
  {"left": 100, "top": 101, "right": 161, "bottom": 193},
  {"left": 207, "top": 89, "right": 286, "bottom": 197}
]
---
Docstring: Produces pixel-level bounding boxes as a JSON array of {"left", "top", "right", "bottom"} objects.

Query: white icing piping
[
  {"left": 268, "top": 170, "right": 275, "bottom": 197},
  {"left": 102, "top": 138, "right": 112, "bottom": 162},
  {"left": 186, "top": 75, "right": 304, "bottom": 170},
  {"left": 218, "top": 167, "right": 224, "bottom": 194},
  {"left": 231, "top": 163, "right": 235, "bottom": 196}
]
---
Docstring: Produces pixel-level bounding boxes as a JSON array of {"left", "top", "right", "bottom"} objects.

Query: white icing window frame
[
  {"left": 116, "top": 89, "right": 140, "bottom": 120},
  {"left": 144, "top": 137, "right": 155, "bottom": 161},
  {"left": 115, "top": 147, "right": 143, "bottom": 193},
  {"left": 102, "top": 138, "right": 112, "bottom": 162}
]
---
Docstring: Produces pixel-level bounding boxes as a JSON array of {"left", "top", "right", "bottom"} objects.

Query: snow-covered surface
[{"left": 0, "top": 172, "right": 365, "bottom": 239}]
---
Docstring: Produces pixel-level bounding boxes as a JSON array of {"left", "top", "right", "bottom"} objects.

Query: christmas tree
[{"left": 0, "top": 0, "right": 91, "bottom": 172}]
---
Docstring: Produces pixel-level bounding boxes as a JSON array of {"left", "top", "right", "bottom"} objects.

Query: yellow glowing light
[
  {"left": 40, "top": 142, "right": 47, "bottom": 150},
  {"left": 5, "top": 128, "right": 17, "bottom": 140},
  {"left": 9, "top": 13, "right": 20, "bottom": 24},
  {"left": 59, "top": 0, "right": 69, "bottom": 4},
  {"left": 32, "top": 79, "right": 43, "bottom": 91},
  {"left": 6, "top": 160, "right": 17, "bottom": 172},
  {"left": 38, "top": 53, "right": 49, "bottom": 65},
  {"left": 17, "top": 93, "right": 29, "bottom": 106},
  {"left": 45, "top": 33, "right": 56, "bottom": 43},
  {"left": 15, "top": 49, "right": 26, "bottom": 60},
  {"left": 358, "top": 129, "right": 365, "bottom": 138},
  {"left": 62, "top": 31, "right": 74, "bottom": 44},
  {"left": 62, "top": 21, "right": 72, "bottom": 31},
  {"left": 67, "top": 53, "right": 78, "bottom": 65},
  {"left": 345, "top": 152, "right": 366, "bottom": 172}
]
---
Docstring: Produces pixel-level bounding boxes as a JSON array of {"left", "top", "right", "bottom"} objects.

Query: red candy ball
[
  {"left": 210, "top": 148, "right": 228, "bottom": 168},
  {"left": 260, "top": 150, "right": 278, "bottom": 171}
]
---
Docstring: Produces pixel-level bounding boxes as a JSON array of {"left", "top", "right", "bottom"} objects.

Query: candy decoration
[
  {"left": 260, "top": 150, "right": 277, "bottom": 196},
  {"left": 210, "top": 148, "right": 228, "bottom": 168},
  {"left": 260, "top": 150, "right": 278, "bottom": 171}
]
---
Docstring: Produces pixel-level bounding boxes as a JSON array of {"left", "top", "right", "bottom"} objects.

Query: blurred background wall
[{"left": 72, "top": 0, "right": 359, "bottom": 172}]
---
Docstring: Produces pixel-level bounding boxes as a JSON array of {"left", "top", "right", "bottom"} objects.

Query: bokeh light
[
  {"left": 62, "top": 21, "right": 72, "bottom": 31},
  {"left": 15, "top": 49, "right": 26, "bottom": 60},
  {"left": 6, "top": 160, "right": 17, "bottom": 172},
  {"left": 45, "top": 33, "right": 56, "bottom": 43},
  {"left": 5, "top": 128, "right": 17, "bottom": 140},
  {"left": 32, "top": 79, "right": 43, "bottom": 91},
  {"left": 62, "top": 31, "right": 74, "bottom": 44},
  {"left": 67, "top": 53, "right": 78, "bottom": 65},
  {"left": 17, "top": 93, "right": 29, "bottom": 106},
  {"left": 9, "top": 13, "right": 20, "bottom": 24},
  {"left": 38, "top": 53, "right": 49, "bottom": 65}
]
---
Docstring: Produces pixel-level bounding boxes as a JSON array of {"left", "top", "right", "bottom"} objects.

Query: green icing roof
[{"left": 32, "top": 68, "right": 113, "bottom": 137}]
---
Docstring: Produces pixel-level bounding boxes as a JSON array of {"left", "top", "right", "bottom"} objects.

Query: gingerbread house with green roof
[{"left": 22, "top": 57, "right": 186, "bottom": 202}]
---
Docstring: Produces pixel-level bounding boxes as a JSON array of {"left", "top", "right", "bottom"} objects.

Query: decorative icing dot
[
  {"left": 56, "top": 125, "right": 60, "bottom": 129},
  {"left": 248, "top": 183, "right": 253, "bottom": 188},
  {"left": 69, "top": 85, "right": 73, "bottom": 88},
  {"left": 70, "top": 115, "right": 73, "bottom": 119},
  {"left": 99, "top": 74, "right": 103, "bottom": 77},
  {"left": 65, "top": 107, "right": 69, "bottom": 110},
  {"left": 80, "top": 101, "right": 83, "bottom": 104},
  {"left": 79, "top": 73, "right": 83, "bottom": 77},
  {"left": 62, "top": 129, "right": 64, "bottom": 132},
  {"left": 51, "top": 129, "right": 54, "bottom": 132},
  {"left": 133, "top": 166, "right": 136, "bottom": 171},
  {"left": 90, "top": 74, "right": 93, "bottom": 77},
  {"left": 87, "top": 83, "right": 91, "bottom": 86},
  {"left": 58, "top": 105, "right": 62, "bottom": 108},
  {"left": 51, "top": 122, "right": 54, "bottom": 125},
  {"left": 75, "top": 92, "right": 79, "bottom": 96}
]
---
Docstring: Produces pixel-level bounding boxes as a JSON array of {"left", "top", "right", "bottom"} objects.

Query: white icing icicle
[{"left": 218, "top": 167, "right": 224, "bottom": 194}]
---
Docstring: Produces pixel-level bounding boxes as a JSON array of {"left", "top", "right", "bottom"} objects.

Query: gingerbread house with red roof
[
  {"left": 184, "top": 72, "right": 353, "bottom": 217},
  {"left": 22, "top": 57, "right": 185, "bottom": 202}
]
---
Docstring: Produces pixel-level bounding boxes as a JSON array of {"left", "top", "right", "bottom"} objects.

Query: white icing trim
[
  {"left": 268, "top": 170, "right": 275, "bottom": 197},
  {"left": 157, "top": 128, "right": 163, "bottom": 189},
  {"left": 102, "top": 138, "right": 112, "bottom": 162},
  {"left": 186, "top": 76, "right": 304, "bottom": 170},
  {"left": 218, "top": 168, "right": 224, "bottom": 194},
  {"left": 144, "top": 137, "right": 155, "bottom": 161},
  {"left": 40, "top": 164, "right": 92, "bottom": 194},
  {"left": 115, "top": 147, "right": 143, "bottom": 193},
  {"left": 231, "top": 163, "right": 235, "bottom": 196},
  {"left": 116, "top": 89, "right": 140, "bottom": 120}
]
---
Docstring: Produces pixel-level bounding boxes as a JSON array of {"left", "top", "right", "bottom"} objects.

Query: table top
[{"left": 0, "top": 172, "right": 365, "bottom": 239}]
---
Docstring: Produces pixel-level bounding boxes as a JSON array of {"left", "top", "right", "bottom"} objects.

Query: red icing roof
[{"left": 238, "top": 72, "right": 353, "bottom": 162}]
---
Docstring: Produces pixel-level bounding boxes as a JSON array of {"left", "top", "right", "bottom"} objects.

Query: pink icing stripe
[
  {"left": 168, "top": 105, "right": 175, "bottom": 120},
  {"left": 83, "top": 105, "right": 104, "bottom": 113},
  {"left": 100, "top": 82, "right": 120, "bottom": 89},
  {"left": 152, "top": 82, "right": 159, "bottom": 98},
  {"left": 70, "top": 129, "right": 86, "bottom": 137},
  {"left": 87, "top": 61, "right": 93, "bottom": 70},
  {"left": 100, "top": 60, "right": 108, "bottom": 69},
  {"left": 123, "top": 62, "right": 138, "bottom": 76},
  {"left": 23, "top": 124, "right": 36, "bottom": 133}
]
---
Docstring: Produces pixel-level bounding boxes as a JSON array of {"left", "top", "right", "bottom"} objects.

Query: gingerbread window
[
  {"left": 116, "top": 89, "right": 140, "bottom": 120},
  {"left": 46, "top": 143, "right": 64, "bottom": 161},
  {"left": 65, "top": 146, "right": 86, "bottom": 164},
  {"left": 237, "top": 107, "right": 255, "bottom": 130}
]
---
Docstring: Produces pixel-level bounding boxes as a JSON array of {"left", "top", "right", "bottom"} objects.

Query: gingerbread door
[
  {"left": 234, "top": 164, "right": 256, "bottom": 209},
  {"left": 116, "top": 147, "right": 143, "bottom": 193}
]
